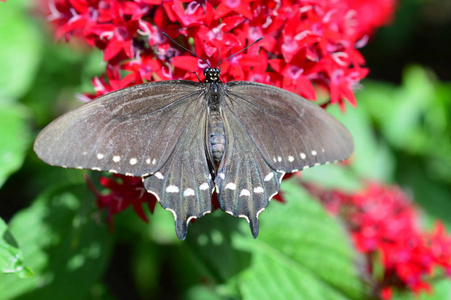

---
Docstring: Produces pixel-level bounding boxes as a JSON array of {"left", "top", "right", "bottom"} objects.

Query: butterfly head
[{"left": 204, "top": 68, "right": 221, "bottom": 83}]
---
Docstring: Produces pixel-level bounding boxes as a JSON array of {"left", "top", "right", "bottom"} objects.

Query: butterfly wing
[
  {"left": 224, "top": 81, "right": 353, "bottom": 173},
  {"left": 34, "top": 81, "right": 203, "bottom": 177},
  {"left": 143, "top": 107, "right": 214, "bottom": 240},
  {"left": 215, "top": 105, "right": 284, "bottom": 238}
]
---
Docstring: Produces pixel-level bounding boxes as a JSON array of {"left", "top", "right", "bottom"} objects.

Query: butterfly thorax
[
  {"left": 204, "top": 68, "right": 221, "bottom": 110},
  {"left": 204, "top": 68, "right": 225, "bottom": 167}
]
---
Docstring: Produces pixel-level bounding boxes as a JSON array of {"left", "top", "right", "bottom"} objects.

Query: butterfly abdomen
[{"left": 209, "top": 109, "right": 225, "bottom": 166}]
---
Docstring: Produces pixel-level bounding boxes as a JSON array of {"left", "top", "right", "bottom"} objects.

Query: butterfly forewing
[
  {"left": 215, "top": 105, "right": 283, "bottom": 237},
  {"left": 224, "top": 82, "right": 354, "bottom": 173},
  {"left": 143, "top": 107, "right": 214, "bottom": 240},
  {"left": 34, "top": 81, "right": 203, "bottom": 176}
]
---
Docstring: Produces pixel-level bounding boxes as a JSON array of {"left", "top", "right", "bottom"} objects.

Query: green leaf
[
  {"left": 0, "top": 218, "right": 33, "bottom": 278},
  {"left": 0, "top": 2, "right": 43, "bottom": 100},
  {"left": 363, "top": 66, "right": 435, "bottom": 154},
  {"left": 235, "top": 181, "right": 368, "bottom": 300},
  {"left": 0, "top": 103, "right": 32, "bottom": 187},
  {"left": 328, "top": 102, "right": 395, "bottom": 182},
  {"left": 183, "top": 181, "right": 368, "bottom": 300},
  {"left": 300, "top": 163, "right": 362, "bottom": 192},
  {"left": 185, "top": 285, "right": 230, "bottom": 300},
  {"left": 0, "top": 184, "right": 113, "bottom": 300},
  {"left": 361, "top": 66, "right": 451, "bottom": 184}
]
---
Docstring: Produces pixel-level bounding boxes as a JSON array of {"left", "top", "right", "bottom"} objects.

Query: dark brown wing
[
  {"left": 224, "top": 81, "right": 353, "bottom": 173},
  {"left": 34, "top": 81, "right": 203, "bottom": 177}
]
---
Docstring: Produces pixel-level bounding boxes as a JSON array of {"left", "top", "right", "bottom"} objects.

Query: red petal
[
  {"left": 122, "top": 2, "right": 144, "bottom": 20},
  {"left": 103, "top": 39, "right": 123, "bottom": 61},
  {"left": 163, "top": 1, "right": 177, "bottom": 22},
  {"left": 233, "top": 3, "right": 253, "bottom": 20},
  {"left": 222, "top": 15, "right": 246, "bottom": 32},
  {"left": 268, "top": 59, "right": 285, "bottom": 73},
  {"left": 340, "top": 84, "right": 357, "bottom": 107},
  {"left": 132, "top": 202, "right": 149, "bottom": 223},
  {"left": 171, "top": 56, "right": 199, "bottom": 71},
  {"left": 68, "top": 0, "right": 88, "bottom": 13},
  {"left": 214, "top": 3, "right": 232, "bottom": 19},
  {"left": 296, "top": 76, "right": 316, "bottom": 101}
]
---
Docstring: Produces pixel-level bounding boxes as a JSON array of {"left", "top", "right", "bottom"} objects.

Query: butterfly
[{"left": 34, "top": 37, "right": 353, "bottom": 240}]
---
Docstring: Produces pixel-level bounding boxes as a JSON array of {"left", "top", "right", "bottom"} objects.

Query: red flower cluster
[
  {"left": 86, "top": 174, "right": 157, "bottom": 228},
  {"left": 41, "top": 0, "right": 395, "bottom": 228},
  {"left": 306, "top": 182, "right": 451, "bottom": 299},
  {"left": 42, "top": 0, "right": 395, "bottom": 107}
]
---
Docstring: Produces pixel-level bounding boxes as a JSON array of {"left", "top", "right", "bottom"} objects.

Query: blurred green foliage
[{"left": 0, "top": 0, "right": 451, "bottom": 299}]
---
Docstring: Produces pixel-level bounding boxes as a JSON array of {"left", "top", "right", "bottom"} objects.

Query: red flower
[
  {"left": 41, "top": 0, "right": 396, "bottom": 105},
  {"left": 87, "top": 174, "right": 158, "bottom": 229},
  {"left": 307, "top": 182, "right": 451, "bottom": 298}
]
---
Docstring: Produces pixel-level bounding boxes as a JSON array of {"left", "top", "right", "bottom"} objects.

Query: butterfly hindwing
[
  {"left": 34, "top": 81, "right": 202, "bottom": 177},
  {"left": 143, "top": 107, "right": 214, "bottom": 240},
  {"left": 224, "top": 82, "right": 354, "bottom": 173},
  {"left": 215, "top": 106, "right": 283, "bottom": 238}
]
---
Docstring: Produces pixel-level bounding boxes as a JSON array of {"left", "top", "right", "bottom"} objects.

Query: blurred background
[{"left": 0, "top": 0, "right": 450, "bottom": 299}]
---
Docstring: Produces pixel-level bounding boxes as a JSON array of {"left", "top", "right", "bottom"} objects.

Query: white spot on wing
[
  {"left": 311, "top": 150, "right": 317, "bottom": 156},
  {"left": 152, "top": 158, "right": 156, "bottom": 165},
  {"left": 240, "top": 189, "right": 251, "bottom": 197},
  {"left": 277, "top": 156, "right": 282, "bottom": 162},
  {"left": 264, "top": 173, "right": 274, "bottom": 182},
  {"left": 76, "top": 166, "right": 83, "bottom": 169},
  {"left": 113, "top": 155, "right": 121, "bottom": 162},
  {"left": 314, "top": 163, "right": 320, "bottom": 166},
  {"left": 129, "top": 158, "right": 138, "bottom": 165},
  {"left": 109, "top": 169, "right": 118, "bottom": 174},
  {"left": 125, "top": 172, "right": 134, "bottom": 176},
  {"left": 300, "top": 152, "right": 306, "bottom": 159},
  {"left": 322, "top": 148, "right": 325, "bottom": 153},
  {"left": 154, "top": 172, "right": 164, "bottom": 179},
  {"left": 225, "top": 183, "right": 236, "bottom": 190},
  {"left": 183, "top": 188, "right": 195, "bottom": 197},
  {"left": 253, "top": 186, "right": 264, "bottom": 194},
  {"left": 91, "top": 167, "right": 101, "bottom": 171},
  {"left": 219, "top": 173, "right": 225, "bottom": 179},
  {"left": 273, "top": 157, "right": 277, "bottom": 163},
  {"left": 166, "top": 185, "right": 179, "bottom": 193},
  {"left": 288, "top": 156, "right": 294, "bottom": 162},
  {"left": 146, "top": 158, "right": 151, "bottom": 164},
  {"left": 199, "top": 182, "right": 209, "bottom": 190},
  {"left": 97, "top": 153, "right": 104, "bottom": 159},
  {"left": 303, "top": 165, "right": 310, "bottom": 170}
]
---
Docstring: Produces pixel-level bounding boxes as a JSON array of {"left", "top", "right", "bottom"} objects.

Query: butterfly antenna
[
  {"left": 218, "top": 37, "right": 263, "bottom": 66},
  {"left": 162, "top": 32, "right": 211, "bottom": 67},
  {"left": 218, "top": 48, "right": 221, "bottom": 71}
]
